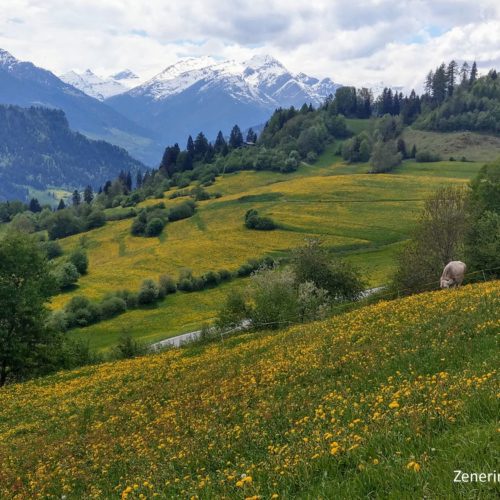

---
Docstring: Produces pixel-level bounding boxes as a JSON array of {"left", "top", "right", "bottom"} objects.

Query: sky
[{"left": 1, "top": 0, "right": 500, "bottom": 90}]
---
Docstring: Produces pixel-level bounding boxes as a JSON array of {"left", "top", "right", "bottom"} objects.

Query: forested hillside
[{"left": 0, "top": 105, "right": 145, "bottom": 201}]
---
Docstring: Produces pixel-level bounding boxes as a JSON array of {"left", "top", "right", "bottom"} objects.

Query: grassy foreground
[{"left": 1, "top": 281, "right": 498, "bottom": 499}]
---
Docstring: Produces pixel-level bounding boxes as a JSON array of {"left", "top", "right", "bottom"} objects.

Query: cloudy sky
[{"left": 1, "top": 0, "right": 500, "bottom": 90}]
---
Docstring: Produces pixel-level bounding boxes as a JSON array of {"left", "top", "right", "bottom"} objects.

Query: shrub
[
  {"left": 145, "top": 217, "right": 165, "bottom": 237},
  {"left": 202, "top": 271, "right": 221, "bottom": 287},
  {"left": 113, "top": 335, "right": 147, "bottom": 359},
  {"left": 291, "top": 240, "right": 365, "bottom": 302},
  {"left": 115, "top": 290, "right": 139, "bottom": 309},
  {"left": 244, "top": 209, "right": 277, "bottom": 230},
  {"left": 216, "top": 291, "right": 249, "bottom": 330},
  {"left": 100, "top": 297, "right": 127, "bottom": 318},
  {"left": 85, "top": 210, "right": 106, "bottom": 230},
  {"left": 41, "top": 241, "right": 63, "bottom": 260},
  {"left": 158, "top": 274, "right": 177, "bottom": 297},
  {"left": 169, "top": 200, "right": 196, "bottom": 221},
  {"left": 415, "top": 150, "right": 441, "bottom": 162},
  {"left": 54, "top": 262, "right": 80, "bottom": 290},
  {"left": 137, "top": 279, "right": 160, "bottom": 305},
  {"left": 306, "top": 151, "right": 318, "bottom": 163},
  {"left": 250, "top": 267, "right": 299, "bottom": 329},
  {"left": 69, "top": 249, "right": 89, "bottom": 275},
  {"left": 297, "top": 281, "right": 331, "bottom": 322},
  {"left": 131, "top": 212, "right": 147, "bottom": 236},
  {"left": 218, "top": 269, "right": 232, "bottom": 281},
  {"left": 64, "top": 295, "right": 101, "bottom": 327}
]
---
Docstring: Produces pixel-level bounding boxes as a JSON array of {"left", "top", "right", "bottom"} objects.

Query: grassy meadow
[
  {"left": 49, "top": 154, "right": 484, "bottom": 350},
  {"left": 1, "top": 281, "right": 498, "bottom": 499}
]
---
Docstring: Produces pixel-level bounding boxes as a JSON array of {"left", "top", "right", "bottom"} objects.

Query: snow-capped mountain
[
  {"left": 60, "top": 68, "right": 140, "bottom": 100},
  {"left": 0, "top": 48, "right": 159, "bottom": 164},
  {"left": 126, "top": 54, "right": 339, "bottom": 107},
  {"left": 107, "top": 55, "right": 341, "bottom": 146}
]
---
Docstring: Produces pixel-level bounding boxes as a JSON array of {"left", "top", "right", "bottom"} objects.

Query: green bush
[
  {"left": 291, "top": 240, "right": 365, "bottom": 302},
  {"left": 114, "top": 290, "right": 139, "bottom": 309},
  {"left": 137, "top": 279, "right": 159, "bottom": 305},
  {"left": 415, "top": 150, "right": 441, "bottom": 162},
  {"left": 100, "top": 297, "right": 127, "bottom": 318},
  {"left": 113, "top": 335, "right": 147, "bottom": 359},
  {"left": 158, "top": 274, "right": 177, "bottom": 297},
  {"left": 202, "top": 271, "right": 221, "bottom": 287},
  {"left": 244, "top": 209, "right": 277, "bottom": 230},
  {"left": 216, "top": 291, "right": 249, "bottom": 330},
  {"left": 41, "top": 240, "right": 63, "bottom": 260},
  {"left": 54, "top": 262, "right": 80, "bottom": 290},
  {"left": 250, "top": 267, "right": 299, "bottom": 329},
  {"left": 69, "top": 249, "right": 88, "bottom": 275},
  {"left": 145, "top": 217, "right": 165, "bottom": 237},
  {"left": 169, "top": 200, "right": 196, "bottom": 221}
]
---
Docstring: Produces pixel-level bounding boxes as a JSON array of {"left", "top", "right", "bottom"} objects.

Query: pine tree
[
  {"left": 229, "top": 125, "right": 244, "bottom": 149},
  {"left": 432, "top": 63, "right": 447, "bottom": 104},
  {"left": 29, "top": 198, "right": 42, "bottom": 213},
  {"left": 469, "top": 61, "right": 478, "bottom": 86},
  {"left": 72, "top": 190, "right": 81, "bottom": 206},
  {"left": 57, "top": 199, "right": 66, "bottom": 210},
  {"left": 460, "top": 61, "right": 470, "bottom": 85},
  {"left": 410, "top": 144, "right": 417, "bottom": 159},
  {"left": 424, "top": 71, "right": 434, "bottom": 95},
  {"left": 446, "top": 60, "right": 458, "bottom": 96},
  {"left": 125, "top": 172, "right": 132, "bottom": 193},
  {"left": 194, "top": 132, "right": 209, "bottom": 159},
  {"left": 136, "top": 171, "right": 143, "bottom": 189},
  {"left": 83, "top": 185, "right": 94, "bottom": 204},
  {"left": 246, "top": 128, "right": 257, "bottom": 143},
  {"left": 214, "top": 131, "right": 227, "bottom": 154},
  {"left": 186, "top": 135, "right": 195, "bottom": 156},
  {"left": 103, "top": 180, "right": 112, "bottom": 195}
]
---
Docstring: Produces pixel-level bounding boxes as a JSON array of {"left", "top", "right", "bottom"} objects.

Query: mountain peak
[
  {"left": 111, "top": 69, "right": 139, "bottom": 81},
  {"left": 245, "top": 54, "right": 283, "bottom": 68},
  {"left": 0, "top": 48, "right": 18, "bottom": 67}
]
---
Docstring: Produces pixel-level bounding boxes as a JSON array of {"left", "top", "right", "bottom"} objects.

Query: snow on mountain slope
[
  {"left": 125, "top": 54, "right": 340, "bottom": 108},
  {"left": 60, "top": 69, "right": 141, "bottom": 100}
]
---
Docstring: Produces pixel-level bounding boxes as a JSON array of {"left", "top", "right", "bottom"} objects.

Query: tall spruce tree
[
  {"left": 229, "top": 125, "right": 244, "bottom": 149},
  {"left": 29, "top": 198, "right": 42, "bottom": 213},
  {"left": 186, "top": 135, "right": 195, "bottom": 156},
  {"left": 72, "top": 190, "right": 81, "bottom": 206},
  {"left": 469, "top": 61, "right": 478, "bottom": 86},
  {"left": 83, "top": 185, "right": 94, "bottom": 204}
]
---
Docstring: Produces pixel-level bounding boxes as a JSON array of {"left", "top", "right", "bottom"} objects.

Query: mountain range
[
  {"left": 0, "top": 49, "right": 159, "bottom": 165},
  {"left": 0, "top": 49, "right": 341, "bottom": 196},
  {"left": 106, "top": 55, "right": 341, "bottom": 146},
  {"left": 60, "top": 69, "right": 141, "bottom": 100}
]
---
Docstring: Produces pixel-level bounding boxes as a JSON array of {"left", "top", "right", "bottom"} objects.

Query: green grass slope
[
  {"left": 52, "top": 155, "right": 483, "bottom": 350},
  {"left": 402, "top": 128, "right": 500, "bottom": 162},
  {"left": 0, "top": 281, "right": 498, "bottom": 498}
]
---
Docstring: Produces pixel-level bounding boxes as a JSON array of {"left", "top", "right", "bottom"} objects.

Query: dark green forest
[{"left": 0, "top": 105, "right": 144, "bottom": 201}]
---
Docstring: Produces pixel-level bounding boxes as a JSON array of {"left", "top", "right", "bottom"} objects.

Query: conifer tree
[
  {"left": 57, "top": 199, "right": 66, "bottom": 211},
  {"left": 29, "top": 198, "right": 42, "bottom": 213},
  {"left": 186, "top": 135, "right": 195, "bottom": 156},
  {"left": 83, "top": 185, "right": 94, "bottom": 204},
  {"left": 72, "top": 190, "right": 81, "bottom": 206},
  {"left": 214, "top": 131, "right": 227, "bottom": 154},
  {"left": 469, "top": 61, "right": 478, "bottom": 86},
  {"left": 229, "top": 125, "right": 244, "bottom": 149},
  {"left": 446, "top": 60, "right": 458, "bottom": 96}
]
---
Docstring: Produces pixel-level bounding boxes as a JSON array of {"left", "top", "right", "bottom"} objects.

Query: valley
[{"left": 54, "top": 145, "right": 484, "bottom": 351}]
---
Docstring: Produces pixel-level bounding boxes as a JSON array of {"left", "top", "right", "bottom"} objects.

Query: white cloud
[{"left": 0, "top": 0, "right": 499, "bottom": 90}]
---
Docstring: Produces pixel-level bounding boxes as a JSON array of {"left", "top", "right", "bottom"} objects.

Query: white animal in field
[{"left": 440, "top": 261, "right": 467, "bottom": 288}]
